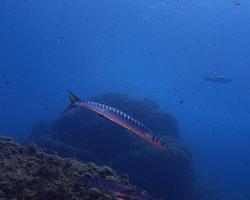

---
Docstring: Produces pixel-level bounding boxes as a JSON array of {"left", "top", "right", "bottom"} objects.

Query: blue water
[{"left": 1, "top": 0, "right": 250, "bottom": 199}]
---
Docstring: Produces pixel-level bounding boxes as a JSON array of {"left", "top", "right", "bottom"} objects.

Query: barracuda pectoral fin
[
  {"left": 126, "top": 129, "right": 134, "bottom": 134},
  {"left": 97, "top": 113, "right": 104, "bottom": 118}
]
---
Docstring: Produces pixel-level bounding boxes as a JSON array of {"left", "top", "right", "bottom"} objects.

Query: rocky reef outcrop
[
  {"left": 28, "top": 93, "right": 195, "bottom": 200},
  {"left": 0, "top": 135, "right": 138, "bottom": 200}
]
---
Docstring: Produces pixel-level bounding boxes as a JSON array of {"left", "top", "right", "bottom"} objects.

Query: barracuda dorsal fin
[{"left": 61, "top": 90, "right": 81, "bottom": 114}]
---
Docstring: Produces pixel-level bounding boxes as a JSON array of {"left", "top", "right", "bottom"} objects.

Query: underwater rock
[
  {"left": 0, "top": 135, "right": 146, "bottom": 200},
  {"left": 29, "top": 93, "right": 194, "bottom": 200},
  {"left": 29, "top": 128, "right": 101, "bottom": 163}
]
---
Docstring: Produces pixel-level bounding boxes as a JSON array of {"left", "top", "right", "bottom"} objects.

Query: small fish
[
  {"left": 62, "top": 90, "right": 171, "bottom": 154},
  {"left": 79, "top": 176, "right": 154, "bottom": 200},
  {"left": 179, "top": 100, "right": 184, "bottom": 105},
  {"left": 233, "top": 0, "right": 240, "bottom": 6},
  {"left": 204, "top": 75, "right": 232, "bottom": 83},
  {"left": 243, "top": 161, "right": 249, "bottom": 165}
]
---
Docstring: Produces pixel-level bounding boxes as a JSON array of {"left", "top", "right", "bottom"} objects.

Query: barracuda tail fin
[
  {"left": 61, "top": 90, "right": 81, "bottom": 114},
  {"left": 68, "top": 90, "right": 81, "bottom": 104}
]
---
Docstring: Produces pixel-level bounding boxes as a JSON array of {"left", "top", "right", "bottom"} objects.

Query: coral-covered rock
[{"left": 0, "top": 135, "right": 137, "bottom": 200}]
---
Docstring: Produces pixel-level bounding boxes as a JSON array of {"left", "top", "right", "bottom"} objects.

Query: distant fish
[
  {"left": 79, "top": 176, "right": 155, "bottom": 200},
  {"left": 233, "top": 0, "right": 240, "bottom": 6},
  {"left": 204, "top": 75, "right": 232, "bottom": 83},
  {"left": 243, "top": 161, "right": 249, "bottom": 165},
  {"left": 62, "top": 90, "right": 171, "bottom": 154},
  {"left": 179, "top": 100, "right": 184, "bottom": 105}
]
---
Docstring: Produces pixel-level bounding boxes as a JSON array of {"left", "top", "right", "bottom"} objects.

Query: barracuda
[
  {"left": 79, "top": 176, "right": 154, "bottom": 200},
  {"left": 62, "top": 90, "right": 171, "bottom": 154}
]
